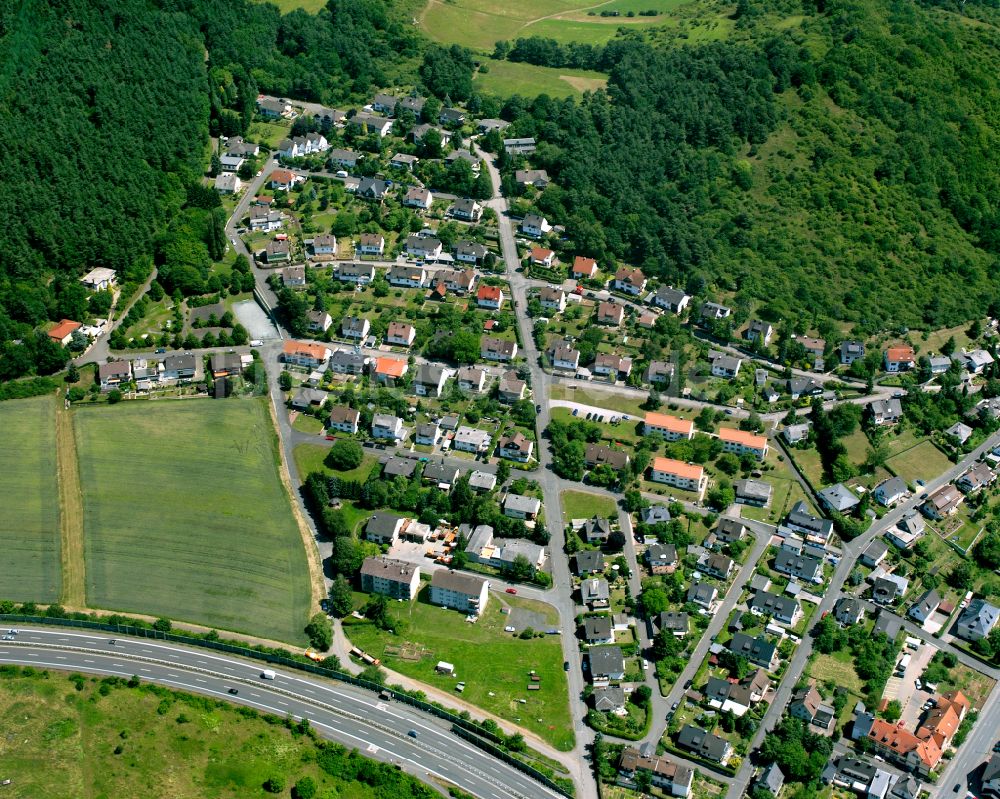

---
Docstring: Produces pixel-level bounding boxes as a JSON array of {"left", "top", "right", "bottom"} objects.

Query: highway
[{"left": 0, "top": 627, "right": 564, "bottom": 799}]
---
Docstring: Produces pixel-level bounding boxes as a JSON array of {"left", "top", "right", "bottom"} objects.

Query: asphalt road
[{"left": 0, "top": 627, "right": 563, "bottom": 799}]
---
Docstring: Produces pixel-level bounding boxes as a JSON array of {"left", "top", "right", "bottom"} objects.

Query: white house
[
  {"left": 80, "top": 268, "right": 117, "bottom": 292},
  {"left": 521, "top": 214, "right": 551, "bottom": 237},
  {"left": 372, "top": 414, "right": 404, "bottom": 441},
  {"left": 453, "top": 426, "right": 491, "bottom": 453}
]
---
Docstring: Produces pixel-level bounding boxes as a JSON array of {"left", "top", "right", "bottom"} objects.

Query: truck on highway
[{"left": 261, "top": 669, "right": 276, "bottom": 680}]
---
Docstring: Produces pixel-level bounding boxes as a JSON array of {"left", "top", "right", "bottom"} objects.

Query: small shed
[{"left": 436, "top": 661, "right": 454, "bottom": 675}]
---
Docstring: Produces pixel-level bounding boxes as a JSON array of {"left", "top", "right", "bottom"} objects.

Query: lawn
[
  {"left": 253, "top": 0, "right": 328, "bottom": 10},
  {"left": 346, "top": 589, "right": 574, "bottom": 750},
  {"left": 0, "top": 667, "right": 435, "bottom": 799},
  {"left": 292, "top": 443, "right": 378, "bottom": 484},
  {"left": 291, "top": 412, "right": 324, "bottom": 435},
  {"left": 562, "top": 489, "right": 617, "bottom": 521},
  {"left": 247, "top": 120, "right": 292, "bottom": 149},
  {"left": 549, "top": 383, "right": 648, "bottom": 417},
  {"left": 0, "top": 396, "right": 61, "bottom": 603},
  {"left": 809, "top": 648, "right": 864, "bottom": 695},
  {"left": 74, "top": 399, "right": 313, "bottom": 644},
  {"left": 937, "top": 662, "right": 996, "bottom": 709},
  {"left": 886, "top": 439, "right": 953, "bottom": 485},
  {"left": 475, "top": 59, "right": 607, "bottom": 98}
]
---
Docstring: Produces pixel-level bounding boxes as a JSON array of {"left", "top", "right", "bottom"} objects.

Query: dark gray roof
[
  {"left": 958, "top": 598, "right": 1000, "bottom": 639},
  {"left": 728, "top": 633, "right": 776, "bottom": 666},
  {"left": 423, "top": 462, "right": 458, "bottom": 483},
  {"left": 872, "top": 610, "right": 902, "bottom": 641},
  {"left": 750, "top": 590, "right": 799, "bottom": 620},
  {"left": 757, "top": 763, "right": 784, "bottom": 795},
  {"left": 774, "top": 548, "right": 822, "bottom": 579},
  {"left": 659, "top": 611, "right": 689, "bottom": 632},
  {"left": 786, "top": 500, "right": 834, "bottom": 537},
  {"left": 588, "top": 646, "right": 625, "bottom": 675},
  {"left": 383, "top": 457, "right": 417, "bottom": 478},
  {"left": 583, "top": 616, "right": 613, "bottom": 640},
  {"left": 640, "top": 505, "right": 672, "bottom": 525},
  {"left": 575, "top": 550, "right": 604, "bottom": 575},
  {"left": 676, "top": 724, "right": 730, "bottom": 762},
  {"left": 366, "top": 511, "right": 404, "bottom": 537}
]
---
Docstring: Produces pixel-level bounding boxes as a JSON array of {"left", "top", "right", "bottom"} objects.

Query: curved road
[{"left": 0, "top": 627, "right": 563, "bottom": 799}]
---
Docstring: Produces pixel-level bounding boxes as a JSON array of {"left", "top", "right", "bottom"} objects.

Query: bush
[
  {"left": 263, "top": 775, "right": 285, "bottom": 793},
  {"left": 325, "top": 439, "right": 363, "bottom": 471}
]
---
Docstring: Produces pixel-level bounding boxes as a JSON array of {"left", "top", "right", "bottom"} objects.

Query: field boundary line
[{"left": 56, "top": 400, "right": 85, "bottom": 607}]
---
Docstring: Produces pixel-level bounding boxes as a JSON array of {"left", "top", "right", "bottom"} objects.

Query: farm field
[
  {"left": 0, "top": 667, "right": 433, "bottom": 799},
  {"left": 74, "top": 399, "right": 313, "bottom": 643},
  {"left": 561, "top": 489, "right": 617, "bottom": 521},
  {"left": 0, "top": 396, "right": 61, "bottom": 603},
  {"left": 346, "top": 589, "right": 574, "bottom": 750},
  {"left": 475, "top": 59, "right": 607, "bottom": 98}
]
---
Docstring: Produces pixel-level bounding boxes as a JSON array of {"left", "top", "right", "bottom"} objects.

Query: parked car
[{"left": 572, "top": 408, "right": 579, "bottom": 416}]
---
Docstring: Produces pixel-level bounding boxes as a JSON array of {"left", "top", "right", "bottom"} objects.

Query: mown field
[
  {"left": 475, "top": 59, "right": 607, "bottom": 98},
  {"left": 346, "top": 589, "right": 574, "bottom": 750},
  {"left": 74, "top": 399, "right": 312, "bottom": 643},
  {"left": 0, "top": 666, "right": 437, "bottom": 799},
  {"left": 0, "top": 396, "right": 61, "bottom": 603},
  {"left": 561, "top": 489, "right": 617, "bottom": 521}
]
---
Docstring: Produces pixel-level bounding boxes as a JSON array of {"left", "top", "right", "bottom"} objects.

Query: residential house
[
  {"left": 451, "top": 198, "right": 482, "bottom": 221},
  {"left": 575, "top": 550, "right": 605, "bottom": 577},
  {"left": 281, "top": 340, "right": 330, "bottom": 368},
  {"left": 583, "top": 616, "right": 614, "bottom": 645},
  {"left": 649, "top": 458, "right": 706, "bottom": 494},
  {"left": 515, "top": 169, "right": 550, "bottom": 188},
  {"left": 789, "top": 685, "right": 836, "bottom": 731},
  {"left": 581, "top": 516, "right": 612, "bottom": 543},
  {"left": 311, "top": 234, "right": 337, "bottom": 257},
  {"left": 957, "top": 462, "right": 994, "bottom": 493},
  {"left": 411, "top": 123, "right": 451, "bottom": 147},
  {"left": 403, "top": 186, "right": 433, "bottom": 210},
  {"left": 612, "top": 267, "right": 646, "bottom": 296},
  {"left": 874, "top": 476, "right": 908, "bottom": 507},
  {"left": 983, "top": 755, "right": 1000, "bottom": 799},
  {"left": 365, "top": 512, "right": 406, "bottom": 544},
  {"left": 453, "top": 426, "right": 491, "bottom": 453},
  {"left": 866, "top": 719, "right": 941, "bottom": 777},
  {"left": 872, "top": 575, "right": 908, "bottom": 604},
  {"left": 572, "top": 256, "right": 598, "bottom": 279},
  {"left": 819, "top": 483, "right": 861, "bottom": 513},
  {"left": 357, "top": 233, "right": 385, "bottom": 256},
  {"left": 307, "top": 310, "right": 332, "bottom": 333},
  {"left": 160, "top": 354, "right": 196, "bottom": 382},
  {"left": 383, "top": 456, "right": 417, "bottom": 479},
  {"left": 530, "top": 246, "right": 555, "bottom": 267},
  {"left": 643, "top": 412, "right": 694, "bottom": 440},
  {"left": 98, "top": 360, "right": 132, "bottom": 391},
  {"left": 645, "top": 360, "right": 675, "bottom": 386},
  {"left": 387, "top": 265, "right": 426, "bottom": 288},
  {"left": 755, "top": 764, "right": 785, "bottom": 799},
  {"left": 714, "top": 518, "right": 747, "bottom": 546},
  {"left": 928, "top": 355, "right": 952, "bottom": 375},
  {"left": 700, "top": 301, "right": 732, "bottom": 321},
  {"left": 718, "top": 427, "right": 768, "bottom": 459},
  {"left": 224, "top": 137, "right": 259, "bottom": 158},
  {"left": 214, "top": 173, "right": 242, "bottom": 193},
  {"left": 521, "top": 214, "right": 551, "bottom": 237},
  {"left": 916, "top": 691, "right": 969, "bottom": 751},
  {"left": 382, "top": 321, "right": 417, "bottom": 349},
  {"left": 744, "top": 319, "right": 774, "bottom": 346},
  {"left": 504, "top": 137, "right": 536, "bottom": 155},
  {"left": 921, "top": 485, "right": 963, "bottom": 520},
  {"left": 356, "top": 177, "right": 390, "bottom": 201},
  {"left": 788, "top": 377, "right": 824, "bottom": 400},
  {"left": 373, "top": 357, "right": 407, "bottom": 385},
  {"left": 327, "top": 406, "right": 360, "bottom": 434},
  {"left": 659, "top": 611, "right": 689, "bottom": 637},
  {"left": 456, "top": 366, "right": 487, "bottom": 393},
  {"left": 734, "top": 479, "right": 773, "bottom": 508},
  {"left": 291, "top": 387, "right": 328, "bottom": 411},
  {"left": 348, "top": 113, "right": 392, "bottom": 138},
  {"left": 269, "top": 169, "right": 300, "bottom": 191},
  {"left": 960, "top": 349, "right": 995, "bottom": 374},
  {"left": 539, "top": 286, "right": 566, "bottom": 313},
  {"left": 360, "top": 557, "right": 420, "bottom": 600},
  {"left": 439, "top": 107, "right": 466, "bottom": 126},
  {"left": 476, "top": 118, "right": 508, "bottom": 134},
  {"left": 646, "top": 544, "right": 678, "bottom": 575},
  {"left": 588, "top": 645, "right": 625, "bottom": 684},
  {"left": 774, "top": 549, "right": 823, "bottom": 584},
  {"left": 329, "top": 350, "right": 366, "bottom": 375},
  {"left": 909, "top": 589, "right": 942, "bottom": 623},
  {"left": 476, "top": 284, "right": 505, "bottom": 310},
  {"left": 264, "top": 239, "right": 290, "bottom": 263},
  {"left": 429, "top": 570, "right": 489, "bottom": 614},
  {"left": 370, "top": 93, "right": 398, "bottom": 114},
  {"left": 705, "top": 670, "right": 770, "bottom": 717},
  {"left": 618, "top": 748, "right": 694, "bottom": 797},
  {"left": 676, "top": 725, "right": 732, "bottom": 765},
  {"left": 481, "top": 336, "right": 518, "bottom": 362},
  {"left": 704, "top": 553, "right": 735, "bottom": 580},
  {"left": 210, "top": 353, "right": 243, "bottom": 378},
  {"left": 835, "top": 597, "right": 865, "bottom": 626},
  {"left": 423, "top": 461, "right": 459, "bottom": 488},
  {"left": 786, "top": 500, "right": 834, "bottom": 544},
  {"left": 413, "top": 364, "right": 448, "bottom": 397},
  {"left": 503, "top": 493, "right": 541, "bottom": 520},
  {"left": 48, "top": 319, "right": 82, "bottom": 346},
  {"left": 861, "top": 539, "right": 889, "bottom": 568},
  {"left": 884, "top": 345, "right": 916, "bottom": 373},
  {"left": 956, "top": 599, "right": 1000, "bottom": 641},
  {"left": 582, "top": 578, "right": 611, "bottom": 610},
  {"left": 652, "top": 286, "right": 691, "bottom": 314},
  {"left": 873, "top": 609, "right": 903, "bottom": 640},
  {"left": 751, "top": 591, "right": 802, "bottom": 626},
  {"left": 596, "top": 301, "right": 625, "bottom": 326},
  {"left": 869, "top": 398, "right": 904, "bottom": 426},
  {"left": 548, "top": 342, "right": 581, "bottom": 371},
  {"left": 329, "top": 148, "right": 360, "bottom": 169},
  {"left": 390, "top": 153, "right": 418, "bottom": 170},
  {"left": 840, "top": 340, "right": 866, "bottom": 365},
  {"left": 442, "top": 269, "right": 478, "bottom": 294},
  {"left": 727, "top": 633, "right": 779, "bottom": 671},
  {"left": 687, "top": 582, "right": 718, "bottom": 609},
  {"left": 341, "top": 316, "right": 370, "bottom": 341},
  {"left": 415, "top": 422, "right": 441, "bottom": 447},
  {"left": 593, "top": 353, "right": 633, "bottom": 381},
  {"left": 585, "top": 443, "right": 630, "bottom": 472},
  {"left": 371, "top": 413, "right": 404, "bottom": 441},
  {"left": 498, "top": 372, "right": 526, "bottom": 403},
  {"left": 447, "top": 242, "right": 485, "bottom": 268},
  {"left": 640, "top": 505, "right": 672, "bottom": 525},
  {"left": 257, "top": 97, "right": 291, "bottom": 118},
  {"left": 710, "top": 354, "right": 743, "bottom": 379}
]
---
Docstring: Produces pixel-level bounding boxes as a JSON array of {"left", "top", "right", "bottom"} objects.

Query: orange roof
[
  {"left": 886, "top": 345, "right": 915, "bottom": 362},
  {"left": 282, "top": 340, "right": 328, "bottom": 360},
  {"left": 573, "top": 256, "right": 597, "bottom": 274},
  {"left": 868, "top": 718, "right": 941, "bottom": 769},
  {"left": 48, "top": 319, "right": 82, "bottom": 341},
  {"left": 375, "top": 357, "right": 407, "bottom": 377},
  {"left": 651, "top": 457, "right": 703, "bottom": 481},
  {"left": 477, "top": 285, "right": 502, "bottom": 301},
  {"left": 271, "top": 168, "right": 296, "bottom": 184},
  {"left": 918, "top": 691, "right": 970, "bottom": 746},
  {"left": 531, "top": 247, "right": 553, "bottom": 260},
  {"left": 718, "top": 427, "right": 767, "bottom": 449},
  {"left": 644, "top": 412, "right": 694, "bottom": 435}
]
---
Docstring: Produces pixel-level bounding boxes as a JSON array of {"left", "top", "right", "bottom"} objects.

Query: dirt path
[{"left": 55, "top": 400, "right": 86, "bottom": 607}]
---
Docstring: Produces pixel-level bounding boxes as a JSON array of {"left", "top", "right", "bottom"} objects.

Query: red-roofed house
[
  {"left": 477, "top": 284, "right": 505, "bottom": 310},
  {"left": 572, "top": 256, "right": 598, "bottom": 279},
  {"left": 270, "top": 169, "right": 300, "bottom": 191},
  {"left": 867, "top": 718, "right": 942, "bottom": 777},
  {"left": 884, "top": 345, "right": 916, "bottom": 373},
  {"left": 916, "top": 691, "right": 969, "bottom": 750},
  {"left": 281, "top": 340, "right": 331, "bottom": 368},
  {"left": 530, "top": 247, "right": 555, "bottom": 267},
  {"left": 48, "top": 319, "right": 82, "bottom": 346}
]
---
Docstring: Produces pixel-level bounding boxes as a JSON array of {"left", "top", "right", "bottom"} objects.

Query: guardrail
[{"left": 0, "top": 616, "right": 571, "bottom": 779}]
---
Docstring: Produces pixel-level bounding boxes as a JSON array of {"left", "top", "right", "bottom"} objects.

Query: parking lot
[{"left": 882, "top": 640, "right": 937, "bottom": 727}]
